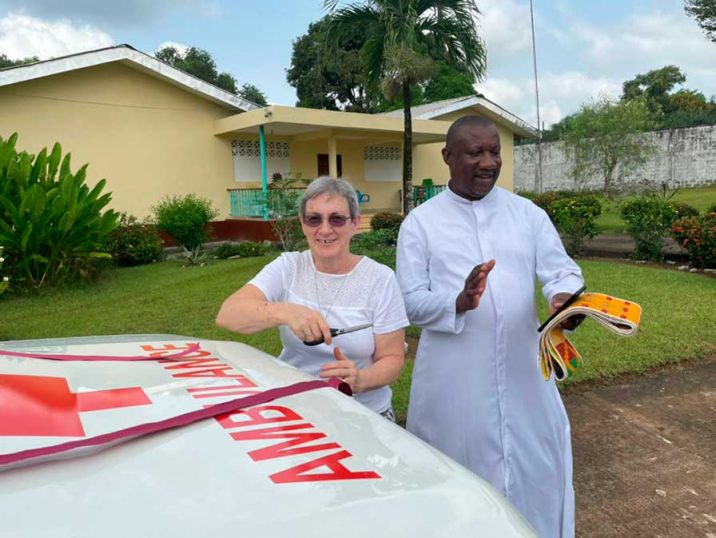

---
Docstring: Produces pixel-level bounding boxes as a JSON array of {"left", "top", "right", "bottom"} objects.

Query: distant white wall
[{"left": 515, "top": 125, "right": 716, "bottom": 192}]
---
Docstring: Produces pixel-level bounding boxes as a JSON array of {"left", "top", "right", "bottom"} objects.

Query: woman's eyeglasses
[{"left": 302, "top": 214, "right": 352, "bottom": 227}]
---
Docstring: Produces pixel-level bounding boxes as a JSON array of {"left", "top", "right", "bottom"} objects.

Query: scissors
[
  {"left": 537, "top": 285, "right": 587, "bottom": 333},
  {"left": 303, "top": 322, "right": 373, "bottom": 346}
]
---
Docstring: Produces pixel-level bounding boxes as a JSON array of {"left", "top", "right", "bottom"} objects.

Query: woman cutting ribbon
[{"left": 216, "top": 176, "right": 408, "bottom": 420}]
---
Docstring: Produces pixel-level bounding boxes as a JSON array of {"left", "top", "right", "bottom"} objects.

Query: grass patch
[
  {"left": 1, "top": 256, "right": 714, "bottom": 425},
  {"left": 0, "top": 255, "right": 283, "bottom": 355},
  {"left": 595, "top": 186, "right": 716, "bottom": 234}
]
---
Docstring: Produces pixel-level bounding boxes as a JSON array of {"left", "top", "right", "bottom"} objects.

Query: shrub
[
  {"left": 236, "top": 240, "right": 267, "bottom": 257},
  {"left": 549, "top": 194, "right": 602, "bottom": 255},
  {"left": 669, "top": 202, "right": 699, "bottom": 220},
  {"left": 620, "top": 196, "right": 678, "bottom": 261},
  {"left": 351, "top": 229, "right": 397, "bottom": 268},
  {"left": 104, "top": 213, "right": 164, "bottom": 266},
  {"left": 670, "top": 212, "right": 716, "bottom": 268},
  {"left": 0, "top": 133, "right": 118, "bottom": 289},
  {"left": 352, "top": 229, "right": 396, "bottom": 250},
  {"left": 272, "top": 216, "right": 306, "bottom": 252},
  {"left": 524, "top": 191, "right": 602, "bottom": 255},
  {"left": 0, "top": 246, "right": 8, "bottom": 295},
  {"left": 214, "top": 241, "right": 267, "bottom": 259},
  {"left": 707, "top": 203, "right": 716, "bottom": 214},
  {"left": 528, "top": 191, "right": 565, "bottom": 215},
  {"left": 268, "top": 172, "right": 309, "bottom": 218},
  {"left": 153, "top": 193, "right": 217, "bottom": 252},
  {"left": 370, "top": 211, "right": 404, "bottom": 233},
  {"left": 266, "top": 173, "right": 308, "bottom": 250},
  {"left": 516, "top": 190, "right": 538, "bottom": 201},
  {"left": 214, "top": 242, "right": 242, "bottom": 259}
]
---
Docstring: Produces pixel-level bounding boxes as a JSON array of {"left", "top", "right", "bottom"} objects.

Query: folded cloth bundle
[{"left": 539, "top": 292, "right": 642, "bottom": 381}]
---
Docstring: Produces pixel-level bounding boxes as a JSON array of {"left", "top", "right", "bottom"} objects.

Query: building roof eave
[
  {"left": 381, "top": 95, "right": 537, "bottom": 138},
  {"left": 214, "top": 105, "right": 450, "bottom": 144},
  {"left": 0, "top": 44, "right": 257, "bottom": 112}
]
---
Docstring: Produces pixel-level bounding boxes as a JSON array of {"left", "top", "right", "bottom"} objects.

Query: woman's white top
[{"left": 249, "top": 251, "right": 409, "bottom": 413}]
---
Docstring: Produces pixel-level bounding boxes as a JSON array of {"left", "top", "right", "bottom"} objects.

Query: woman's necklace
[{"left": 313, "top": 261, "right": 353, "bottom": 321}]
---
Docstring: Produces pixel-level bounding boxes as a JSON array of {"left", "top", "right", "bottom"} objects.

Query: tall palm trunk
[{"left": 402, "top": 81, "right": 414, "bottom": 214}]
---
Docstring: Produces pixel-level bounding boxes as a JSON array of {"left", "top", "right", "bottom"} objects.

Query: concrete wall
[
  {"left": 0, "top": 62, "right": 237, "bottom": 219},
  {"left": 515, "top": 125, "right": 716, "bottom": 192}
]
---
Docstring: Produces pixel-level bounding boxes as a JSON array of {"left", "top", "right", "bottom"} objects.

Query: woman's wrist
[
  {"left": 353, "top": 368, "right": 364, "bottom": 394},
  {"left": 265, "top": 302, "right": 287, "bottom": 326}
]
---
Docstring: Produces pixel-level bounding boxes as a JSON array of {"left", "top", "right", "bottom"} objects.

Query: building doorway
[{"left": 317, "top": 154, "right": 342, "bottom": 177}]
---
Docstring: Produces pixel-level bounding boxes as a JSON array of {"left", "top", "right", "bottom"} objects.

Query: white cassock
[{"left": 396, "top": 186, "right": 584, "bottom": 538}]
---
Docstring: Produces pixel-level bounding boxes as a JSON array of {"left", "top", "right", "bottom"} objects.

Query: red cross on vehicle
[{"left": 0, "top": 374, "right": 151, "bottom": 437}]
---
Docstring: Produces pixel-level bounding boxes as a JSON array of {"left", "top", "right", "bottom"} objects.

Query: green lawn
[
  {"left": 1, "top": 256, "right": 714, "bottom": 425},
  {"left": 595, "top": 185, "right": 716, "bottom": 234}
]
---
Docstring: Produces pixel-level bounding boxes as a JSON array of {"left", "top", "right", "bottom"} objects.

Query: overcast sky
[{"left": 1, "top": 0, "right": 713, "bottom": 127}]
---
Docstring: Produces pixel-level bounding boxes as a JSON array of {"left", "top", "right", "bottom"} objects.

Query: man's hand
[
  {"left": 456, "top": 259, "right": 496, "bottom": 314},
  {"left": 550, "top": 292, "right": 585, "bottom": 331}
]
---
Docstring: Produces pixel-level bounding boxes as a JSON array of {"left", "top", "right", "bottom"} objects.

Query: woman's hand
[
  {"left": 216, "top": 285, "right": 333, "bottom": 344},
  {"left": 279, "top": 303, "right": 333, "bottom": 345},
  {"left": 320, "top": 347, "right": 362, "bottom": 393}
]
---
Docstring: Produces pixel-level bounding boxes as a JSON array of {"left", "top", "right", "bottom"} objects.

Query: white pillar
[{"left": 328, "top": 135, "right": 338, "bottom": 177}]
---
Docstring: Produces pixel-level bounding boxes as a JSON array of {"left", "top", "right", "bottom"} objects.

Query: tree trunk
[{"left": 402, "top": 82, "right": 414, "bottom": 215}]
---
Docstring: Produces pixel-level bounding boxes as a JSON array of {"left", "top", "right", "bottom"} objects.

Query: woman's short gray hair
[{"left": 300, "top": 176, "right": 360, "bottom": 219}]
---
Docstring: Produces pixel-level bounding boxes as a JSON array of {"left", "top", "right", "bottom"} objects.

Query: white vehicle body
[{"left": 0, "top": 334, "right": 535, "bottom": 537}]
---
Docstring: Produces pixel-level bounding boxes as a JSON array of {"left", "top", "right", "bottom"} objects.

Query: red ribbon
[
  {"left": 0, "top": 342, "right": 201, "bottom": 361},
  {"left": 0, "top": 343, "right": 352, "bottom": 469}
]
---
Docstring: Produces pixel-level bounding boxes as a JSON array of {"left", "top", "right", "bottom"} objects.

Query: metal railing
[
  {"left": 413, "top": 184, "right": 446, "bottom": 206},
  {"left": 229, "top": 184, "right": 444, "bottom": 218},
  {"left": 228, "top": 188, "right": 306, "bottom": 219}
]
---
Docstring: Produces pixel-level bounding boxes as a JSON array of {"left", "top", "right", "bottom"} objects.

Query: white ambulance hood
[{"left": 0, "top": 334, "right": 535, "bottom": 537}]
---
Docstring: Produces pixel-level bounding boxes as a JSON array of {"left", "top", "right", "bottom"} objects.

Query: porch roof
[{"left": 214, "top": 105, "right": 449, "bottom": 144}]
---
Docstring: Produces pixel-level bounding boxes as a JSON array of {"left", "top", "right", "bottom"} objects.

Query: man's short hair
[{"left": 446, "top": 116, "right": 496, "bottom": 148}]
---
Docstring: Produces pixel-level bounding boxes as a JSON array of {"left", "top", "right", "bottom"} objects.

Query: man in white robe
[{"left": 396, "top": 116, "right": 584, "bottom": 538}]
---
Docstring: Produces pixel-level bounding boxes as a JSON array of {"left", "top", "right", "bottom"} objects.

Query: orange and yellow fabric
[{"left": 539, "top": 293, "right": 642, "bottom": 381}]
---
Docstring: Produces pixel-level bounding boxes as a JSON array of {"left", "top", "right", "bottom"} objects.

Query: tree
[
  {"left": 0, "top": 53, "right": 39, "bottom": 69},
  {"left": 622, "top": 65, "right": 686, "bottom": 118},
  {"left": 237, "top": 83, "right": 268, "bottom": 106},
  {"left": 155, "top": 45, "right": 266, "bottom": 98},
  {"left": 324, "top": 0, "right": 486, "bottom": 214},
  {"left": 423, "top": 61, "right": 476, "bottom": 103},
  {"left": 541, "top": 113, "right": 579, "bottom": 142},
  {"left": 287, "top": 16, "right": 378, "bottom": 111},
  {"left": 622, "top": 65, "right": 716, "bottom": 128},
  {"left": 685, "top": 0, "right": 716, "bottom": 43},
  {"left": 563, "top": 97, "right": 657, "bottom": 195}
]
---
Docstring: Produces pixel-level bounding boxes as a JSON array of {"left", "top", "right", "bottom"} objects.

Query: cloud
[
  {"left": 540, "top": 71, "right": 621, "bottom": 102},
  {"left": 156, "top": 41, "right": 190, "bottom": 56},
  {"left": 478, "top": 0, "right": 533, "bottom": 63},
  {"left": 0, "top": 13, "right": 113, "bottom": 59},
  {"left": 480, "top": 71, "right": 622, "bottom": 128},
  {"left": 0, "top": 0, "right": 217, "bottom": 28},
  {"left": 575, "top": 10, "right": 715, "bottom": 90}
]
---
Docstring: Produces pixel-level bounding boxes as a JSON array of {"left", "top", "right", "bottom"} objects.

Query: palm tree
[{"left": 324, "top": 0, "right": 487, "bottom": 214}]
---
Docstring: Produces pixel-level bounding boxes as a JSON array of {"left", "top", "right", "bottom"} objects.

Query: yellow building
[{"left": 0, "top": 45, "right": 535, "bottom": 228}]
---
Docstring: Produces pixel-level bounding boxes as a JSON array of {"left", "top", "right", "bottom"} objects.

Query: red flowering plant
[{"left": 670, "top": 211, "right": 716, "bottom": 268}]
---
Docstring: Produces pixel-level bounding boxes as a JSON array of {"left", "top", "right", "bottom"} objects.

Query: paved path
[
  {"left": 564, "top": 357, "right": 716, "bottom": 537},
  {"left": 581, "top": 234, "right": 685, "bottom": 258}
]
